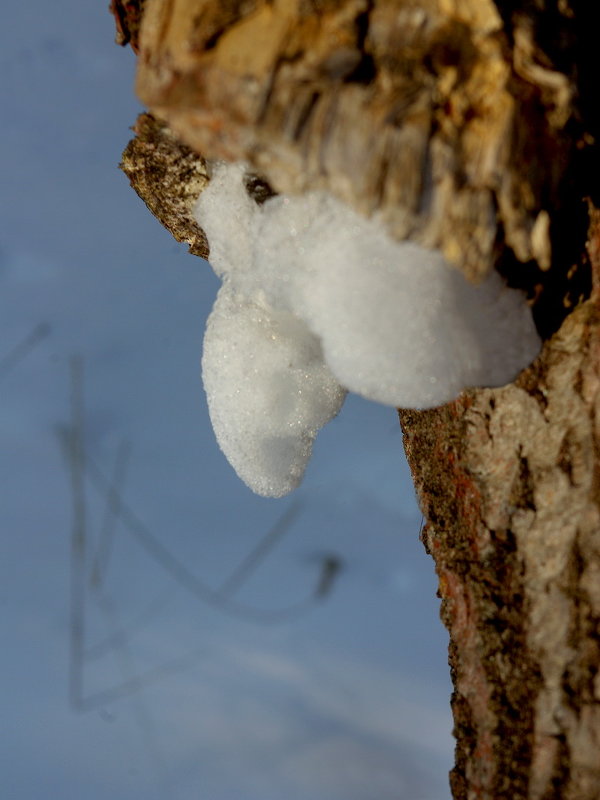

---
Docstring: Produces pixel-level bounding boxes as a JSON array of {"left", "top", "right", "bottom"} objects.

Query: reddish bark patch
[{"left": 401, "top": 397, "right": 540, "bottom": 799}]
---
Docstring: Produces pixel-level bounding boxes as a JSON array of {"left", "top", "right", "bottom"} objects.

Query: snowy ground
[{"left": 0, "top": 3, "right": 453, "bottom": 799}]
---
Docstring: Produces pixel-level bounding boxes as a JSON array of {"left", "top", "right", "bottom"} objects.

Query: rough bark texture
[
  {"left": 401, "top": 234, "right": 600, "bottom": 798},
  {"left": 114, "top": 1, "right": 600, "bottom": 797},
  {"left": 120, "top": 112, "right": 210, "bottom": 257}
]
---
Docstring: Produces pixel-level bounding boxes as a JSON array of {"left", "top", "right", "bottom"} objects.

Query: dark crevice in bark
[
  {"left": 486, "top": 2, "right": 597, "bottom": 342},
  {"left": 514, "top": 456, "right": 536, "bottom": 510},
  {"left": 190, "top": 0, "right": 257, "bottom": 52},
  {"left": 557, "top": 434, "right": 575, "bottom": 486},
  {"left": 491, "top": 1, "right": 579, "bottom": 69},
  {"left": 544, "top": 733, "right": 570, "bottom": 800},
  {"left": 343, "top": 5, "right": 376, "bottom": 84},
  {"left": 291, "top": 91, "right": 321, "bottom": 142},
  {"left": 496, "top": 217, "right": 591, "bottom": 341},
  {"left": 244, "top": 173, "right": 278, "bottom": 205}
]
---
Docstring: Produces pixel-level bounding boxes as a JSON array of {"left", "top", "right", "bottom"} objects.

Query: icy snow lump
[{"left": 195, "top": 162, "right": 541, "bottom": 497}]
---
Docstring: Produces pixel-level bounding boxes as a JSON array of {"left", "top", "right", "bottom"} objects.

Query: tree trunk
[
  {"left": 114, "top": 0, "right": 600, "bottom": 796},
  {"left": 400, "top": 244, "right": 600, "bottom": 798}
]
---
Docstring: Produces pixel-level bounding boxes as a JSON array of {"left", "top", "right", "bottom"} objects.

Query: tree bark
[
  {"left": 115, "top": 0, "right": 600, "bottom": 796},
  {"left": 400, "top": 234, "right": 600, "bottom": 797}
]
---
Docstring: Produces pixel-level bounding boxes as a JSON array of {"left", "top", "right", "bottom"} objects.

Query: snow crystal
[{"left": 195, "top": 162, "right": 541, "bottom": 496}]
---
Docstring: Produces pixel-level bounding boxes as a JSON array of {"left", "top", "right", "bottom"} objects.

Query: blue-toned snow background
[{"left": 0, "top": 3, "right": 452, "bottom": 798}]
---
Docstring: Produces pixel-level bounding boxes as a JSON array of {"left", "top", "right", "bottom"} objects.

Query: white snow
[
  {"left": 202, "top": 290, "right": 346, "bottom": 497},
  {"left": 195, "top": 162, "right": 541, "bottom": 496}
]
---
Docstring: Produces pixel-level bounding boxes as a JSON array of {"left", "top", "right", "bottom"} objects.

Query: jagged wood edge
[
  {"left": 109, "top": 0, "right": 147, "bottom": 53},
  {"left": 120, "top": 112, "right": 279, "bottom": 260},
  {"left": 120, "top": 112, "right": 211, "bottom": 259}
]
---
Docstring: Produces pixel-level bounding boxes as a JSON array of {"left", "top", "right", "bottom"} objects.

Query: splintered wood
[{"left": 134, "top": 0, "right": 575, "bottom": 283}]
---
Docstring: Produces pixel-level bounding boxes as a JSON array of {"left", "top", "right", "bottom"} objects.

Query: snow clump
[{"left": 195, "top": 162, "right": 541, "bottom": 497}]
